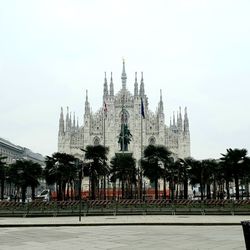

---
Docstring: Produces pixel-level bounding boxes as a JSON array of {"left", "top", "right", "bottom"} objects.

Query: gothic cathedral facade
[{"left": 58, "top": 61, "right": 191, "bottom": 162}]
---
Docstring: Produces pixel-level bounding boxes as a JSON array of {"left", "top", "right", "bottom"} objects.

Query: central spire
[{"left": 121, "top": 58, "right": 127, "bottom": 89}]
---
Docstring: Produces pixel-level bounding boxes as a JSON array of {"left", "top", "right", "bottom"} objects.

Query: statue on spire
[
  {"left": 139, "top": 72, "right": 145, "bottom": 96},
  {"left": 103, "top": 72, "right": 108, "bottom": 97}
]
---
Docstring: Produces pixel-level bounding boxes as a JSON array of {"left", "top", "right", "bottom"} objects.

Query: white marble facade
[{"left": 58, "top": 61, "right": 190, "bottom": 162}]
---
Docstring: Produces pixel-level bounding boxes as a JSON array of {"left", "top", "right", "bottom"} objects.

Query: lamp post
[
  {"left": 180, "top": 160, "right": 189, "bottom": 200},
  {"left": 78, "top": 160, "right": 83, "bottom": 222},
  {"left": 79, "top": 148, "right": 87, "bottom": 222},
  {"left": 54, "top": 161, "right": 60, "bottom": 201},
  {"left": 143, "top": 180, "right": 146, "bottom": 201},
  {"left": 17, "top": 169, "right": 25, "bottom": 203}
]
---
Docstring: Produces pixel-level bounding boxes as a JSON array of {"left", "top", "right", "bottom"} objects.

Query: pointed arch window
[
  {"left": 149, "top": 136, "right": 156, "bottom": 145},
  {"left": 93, "top": 137, "right": 100, "bottom": 146}
]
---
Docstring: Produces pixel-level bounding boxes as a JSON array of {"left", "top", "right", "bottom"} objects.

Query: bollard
[{"left": 241, "top": 221, "right": 250, "bottom": 250}]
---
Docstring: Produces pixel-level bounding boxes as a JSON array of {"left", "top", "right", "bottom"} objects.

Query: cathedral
[{"left": 58, "top": 61, "right": 190, "bottom": 162}]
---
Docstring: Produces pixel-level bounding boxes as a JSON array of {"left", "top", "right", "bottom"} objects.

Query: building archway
[
  {"left": 148, "top": 136, "right": 156, "bottom": 145},
  {"left": 93, "top": 136, "right": 100, "bottom": 146}
]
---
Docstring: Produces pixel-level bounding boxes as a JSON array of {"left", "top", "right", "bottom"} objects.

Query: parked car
[{"left": 35, "top": 189, "right": 50, "bottom": 201}]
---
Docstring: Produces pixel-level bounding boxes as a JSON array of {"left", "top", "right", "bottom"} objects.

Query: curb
[{"left": 0, "top": 222, "right": 241, "bottom": 227}]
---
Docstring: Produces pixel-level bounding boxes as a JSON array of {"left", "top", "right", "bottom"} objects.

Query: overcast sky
[{"left": 0, "top": 0, "right": 250, "bottom": 160}]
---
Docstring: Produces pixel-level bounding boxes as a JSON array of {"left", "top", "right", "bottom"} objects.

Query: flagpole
[
  {"left": 122, "top": 95, "right": 125, "bottom": 154},
  {"left": 140, "top": 109, "right": 143, "bottom": 199},
  {"left": 103, "top": 101, "right": 107, "bottom": 148},
  {"left": 103, "top": 102, "right": 107, "bottom": 199},
  {"left": 104, "top": 113, "right": 106, "bottom": 147},
  {"left": 140, "top": 97, "right": 145, "bottom": 200}
]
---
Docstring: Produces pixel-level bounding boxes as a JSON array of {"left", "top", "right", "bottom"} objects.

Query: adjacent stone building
[
  {"left": 0, "top": 137, "right": 45, "bottom": 165},
  {"left": 58, "top": 61, "right": 190, "bottom": 162}
]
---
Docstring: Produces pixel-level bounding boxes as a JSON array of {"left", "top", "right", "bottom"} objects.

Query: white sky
[{"left": 0, "top": 0, "right": 250, "bottom": 160}]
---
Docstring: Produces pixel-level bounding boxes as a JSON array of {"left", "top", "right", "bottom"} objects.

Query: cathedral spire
[
  {"left": 77, "top": 117, "right": 79, "bottom": 130},
  {"left": 66, "top": 106, "right": 69, "bottom": 132},
  {"left": 139, "top": 72, "right": 145, "bottom": 96},
  {"left": 70, "top": 112, "right": 72, "bottom": 130},
  {"left": 110, "top": 72, "right": 114, "bottom": 96},
  {"left": 121, "top": 59, "right": 127, "bottom": 89},
  {"left": 184, "top": 107, "right": 189, "bottom": 133},
  {"left": 103, "top": 72, "right": 108, "bottom": 97},
  {"left": 177, "top": 106, "right": 182, "bottom": 131},
  {"left": 158, "top": 89, "right": 163, "bottom": 113},
  {"left": 134, "top": 72, "right": 138, "bottom": 96},
  {"left": 173, "top": 111, "right": 176, "bottom": 126},
  {"left": 73, "top": 112, "right": 76, "bottom": 131},
  {"left": 59, "top": 107, "right": 64, "bottom": 135},
  {"left": 85, "top": 90, "right": 90, "bottom": 115}
]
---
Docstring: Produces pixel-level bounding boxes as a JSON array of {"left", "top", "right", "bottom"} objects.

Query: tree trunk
[
  {"left": 31, "top": 185, "right": 35, "bottom": 200},
  {"left": 212, "top": 179, "right": 217, "bottom": 200},
  {"left": 200, "top": 169, "right": 204, "bottom": 201},
  {"left": 97, "top": 177, "right": 100, "bottom": 199},
  {"left": 176, "top": 183, "right": 179, "bottom": 199},
  {"left": 57, "top": 180, "right": 62, "bottom": 201},
  {"left": 0, "top": 178, "right": 4, "bottom": 200},
  {"left": 78, "top": 171, "right": 82, "bottom": 200},
  {"left": 62, "top": 182, "right": 66, "bottom": 200},
  {"left": 163, "top": 177, "right": 166, "bottom": 199},
  {"left": 103, "top": 176, "right": 106, "bottom": 200},
  {"left": 200, "top": 182, "right": 204, "bottom": 201},
  {"left": 235, "top": 175, "right": 240, "bottom": 200},
  {"left": 206, "top": 184, "right": 211, "bottom": 199},
  {"left": 118, "top": 181, "right": 121, "bottom": 200},
  {"left": 121, "top": 180, "right": 125, "bottom": 199},
  {"left": 70, "top": 181, "right": 74, "bottom": 200},
  {"left": 66, "top": 183, "right": 70, "bottom": 200},
  {"left": 91, "top": 175, "right": 96, "bottom": 200},
  {"left": 21, "top": 186, "right": 26, "bottom": 203},
  {"left": 246, "top": 179, "right": 249, "bottom": 199},
  {"left": 112, "top": 181, "right": 116, "bottom": 200},
  {"left": 130, "top": 182, "right": 133, "bottom": 199},
  {"left": 154, "top": 178, "right": 158, "bottom": 199},
  {"left": 184, "top": 178, "right": 188, "bottom": 199},
  {"left": 226, "top": 179, "right": 230, "bottom": 199},
  {"left": 59, "top": 180, "right": 63, "bottom": 201}
]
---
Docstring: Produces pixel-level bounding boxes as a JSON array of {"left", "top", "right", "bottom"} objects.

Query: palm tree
[
  {"left": 9, "top": 160, "right": 43, "bottom": 202},
  {"left": 217, "top": 159, "right": 232, "bottom": 199},
  {"left": 84, "top": 145, "right": 109, "bottom": 200},
  {"left": 188, "top": 158, "right": 216, "bottom": 200},
  {"left": 110, "top": 153, "right": 137, "bottom": 199},
  {"left": 27, "top": 162, "right": 43, "bottom": 200},
  {"left": 241, "top": 157, "right": 250, "bottom": 198},
  {"left": 165, "top": 157, "right": 179, "bottom": 200},
  {"left": 0, "top": 155, "right": 7, "bottom": 200},
  {"left": 187, "top": 158, "right": 204, "bottom": 200},
  {"left": 176, "top": 158, "right": 191, "bottom": 199},
  {"left": 141, "top": 145, "right": 172, "bottom": 199},
  {"left": 201, "top": 159, "right": 218, "bottom": 199},
  {"left": 221, "top": 148, "right": 248, "bottom": 200},
  {"left": 44, "top": 152, "right": 77, "bottom": 201}
]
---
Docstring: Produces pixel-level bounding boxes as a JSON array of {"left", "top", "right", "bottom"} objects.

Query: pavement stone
[
  {"left": 0, "top": 215, "right": 248, "bottom": 249},
  {"left": 0, "top": 225, "right": 245, "bottom": 250},
  {"left": 0, "top": 215, "right": 250, "bottom": 226}
]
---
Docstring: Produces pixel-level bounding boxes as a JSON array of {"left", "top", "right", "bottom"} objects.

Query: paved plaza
[
  {"left": 0, "top": 225, "right": 245, "bottom": 250},
  {"left": 0, "top": 215, "right": 248, "bottom": 249}
]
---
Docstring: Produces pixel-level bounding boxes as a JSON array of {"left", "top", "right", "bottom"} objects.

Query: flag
[
  {"left": 141, "top": 98, "right": 145, "bottom": 118},
  {"left": 104, "top": 102, "right": 107, "bottom": 118}
]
